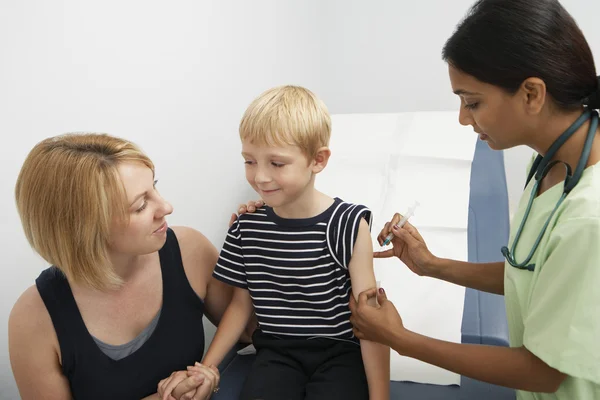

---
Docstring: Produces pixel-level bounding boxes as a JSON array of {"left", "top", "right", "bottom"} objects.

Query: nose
[
  {"left": 254, "top": 165, "right": 272, "bottom": 184},
  {"left": 458, "top": 105, "right": 474, "bottom": 127},
  {"left": 156, "top": 195, "right": 173, "bottom": 218}
]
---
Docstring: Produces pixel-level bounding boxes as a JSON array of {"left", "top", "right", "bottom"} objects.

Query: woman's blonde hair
[
  {"left": 239, "top": 85, "right": 331, "bottom": 159},
  {"left": 15, "top": 133, "right": 154, "bottom": 290}
]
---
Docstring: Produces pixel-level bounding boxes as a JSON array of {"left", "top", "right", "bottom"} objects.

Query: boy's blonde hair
[
  {"left": 15, "top": 133, "right": 154, "bottom": 290},
  {"left": 239, "top": 85, "right": 331, "bottom": 159}
]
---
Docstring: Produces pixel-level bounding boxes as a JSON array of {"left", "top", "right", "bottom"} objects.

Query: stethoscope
[{"left": 501, "top": 109, "right": 599, "bottom": 271}]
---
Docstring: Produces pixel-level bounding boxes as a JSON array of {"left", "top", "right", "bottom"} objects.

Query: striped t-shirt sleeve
[
  {"left": 213, "top": 218, "right": 247, "bottom": 289},
  {"left": 327, "top": 203, "right": 372, "bottom": 270}
]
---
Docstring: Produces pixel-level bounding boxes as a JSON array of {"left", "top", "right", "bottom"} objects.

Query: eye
[
  {"left": 271, "top": 162, "right": 284, "bottom": 168},
  {"left": 244, "top": 160, "right": 255, "bottom": 165},
  {"left": 153, "top": 179, "right": 158, "bottom": 187},
  {"left": 464, "top": 102, "right": 479, "bottom": 110},
  {"left": 136, "top": 200, "right": 148, "bottom": 213}
]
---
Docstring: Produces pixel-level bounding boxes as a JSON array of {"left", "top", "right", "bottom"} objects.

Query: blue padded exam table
[{"left": 213, "top": 140, "right": 516, "bottom": 400}]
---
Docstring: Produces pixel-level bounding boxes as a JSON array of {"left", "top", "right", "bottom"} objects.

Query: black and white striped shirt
[{"left": 213, "top": 197, "right": 372, "bottom": 342}]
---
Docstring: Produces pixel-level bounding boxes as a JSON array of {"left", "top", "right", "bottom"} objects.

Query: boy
[{"left": 205, "top": 85, "right": 390, "bottom": 399}]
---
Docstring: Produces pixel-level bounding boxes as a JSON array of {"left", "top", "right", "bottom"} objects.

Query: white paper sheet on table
[{"left": 316, "top": 112, "right": 477, "bottom": 386}]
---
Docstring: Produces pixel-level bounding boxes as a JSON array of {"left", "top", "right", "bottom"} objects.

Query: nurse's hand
[
  {"left": 228, "top": 200, "right": 265, "bottom": 227},
  {"left": 374, "top": 214, "right": 437, "bottom": 277},
  {"left": 349, "top": 287, "right": 405, "bottom": 347}
]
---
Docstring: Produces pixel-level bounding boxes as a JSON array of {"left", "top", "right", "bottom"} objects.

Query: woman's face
[
  {"left": 448, "top": 65, "right": 530, "bottom": 150},
  {"left": 108, "top": 162, "right": 173, "bottom": 257}
]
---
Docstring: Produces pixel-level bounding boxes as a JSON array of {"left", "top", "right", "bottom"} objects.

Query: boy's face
[{"left": 241, "top": 140, "right": 316, "bottom": 209}]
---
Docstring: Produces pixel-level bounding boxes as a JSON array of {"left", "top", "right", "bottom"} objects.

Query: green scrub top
[{"left": 504, "top": 160, "right": 600, "bottom": 399}]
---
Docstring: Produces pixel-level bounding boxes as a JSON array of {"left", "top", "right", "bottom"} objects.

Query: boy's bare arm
[
  {"left": 202, "top": 286, "right": 254, "bottom": 367},
  {"left": 349, "top": 219, "right": 390, "bottom": 400}
]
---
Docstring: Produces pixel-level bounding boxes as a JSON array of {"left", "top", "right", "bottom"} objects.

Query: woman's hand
[
  {"left": 182, "top": 363, "right": 220, "bottom": 400},
  {"left": 157, "top": 363, "right": 219, "bottom": 400},
  {"left": 374, "top": 213, "right": 437, "bottom": 277},
  {"left": 157, "top": 370, "right": 201, "bottom": 400},
  {"left": 228, "top": 200, "right": 265, "bottom": 227},
  {"left": 349, "top": 288, "right": 406, "bottom": 348}
]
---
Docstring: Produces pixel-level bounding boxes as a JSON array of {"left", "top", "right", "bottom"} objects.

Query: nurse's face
[{"left": 449, "top": 65, "right": 529, "bottom": 150}]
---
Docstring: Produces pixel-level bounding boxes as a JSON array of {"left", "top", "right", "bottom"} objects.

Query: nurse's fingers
[
  {"left": 390, "top": 213, "right": 402, "bottom": 227},
  {"left": 400, "top": 220, "right": 425, "bottom": 243},
  {"left": 377, "top": 213, "right": 403, "bottom": 244},
  {"left": 357, "top": 288, "right": 379, "bottom": 306},
  {"left": 373, "top": 248, "right": 394, "bottom": 258},
  {"left": 377, "top": 221, "right": 392, "bottom": 245}
]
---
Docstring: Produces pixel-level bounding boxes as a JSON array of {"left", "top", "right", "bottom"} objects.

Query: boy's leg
[
  {"left": 240, "top": 331, "right": 306, "bottom": 400},
  {"left": 304, "top": 340, "right": 369, "bottom": 400}
]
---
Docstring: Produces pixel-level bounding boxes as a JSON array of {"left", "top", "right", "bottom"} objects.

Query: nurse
[{"left": 348, "top": 0, "right": 600, "bottom": 398}]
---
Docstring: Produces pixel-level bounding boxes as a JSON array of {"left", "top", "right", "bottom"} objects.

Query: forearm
[
  {"left": 361, "top": 340, "right": 390, "bottom": 400},
  {"left": 430, "top": 259, "right": 505, "bottom": 295},
  {"left": 202, "top": 301, "right": 252, "bottom": 366},
  {"left": 141, "top": 394, "right": 158, "bottom": 400},
  {"left": 239, "top": 312, "right": 258, "bottom": 343},
  {"left": 395, "top": 330, "right": 563, "bottom": 393},
  {"left": 204, "top": 278, "right": 234, "bottom": 327}
]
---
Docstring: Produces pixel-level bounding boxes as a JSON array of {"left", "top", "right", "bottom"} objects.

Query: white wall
[
  {"left": 1, "top": 1, "right": 599, "bottom": 398},
  {"left": 317, "top": 0, "right": 600, "bottom": 219},
  {"left": 0, "top": 1, "right": 326, "bottom": 397}
]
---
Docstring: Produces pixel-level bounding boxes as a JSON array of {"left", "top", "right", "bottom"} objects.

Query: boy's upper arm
[
  {"left": 9, "top": 286, "right": 72, "bottom": 400},
  {"left": 348, "top": 218, "right": 377, "bottom": 301},
  {"left": 212, "top": 218, "right": 248, "bottom": 289},
  {"left": 347, "top": 219, "right": 391, "bottom": 397}
]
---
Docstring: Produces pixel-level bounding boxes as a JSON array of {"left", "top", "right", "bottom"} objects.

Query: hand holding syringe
[{"left": 380, "top": 201, "right": 420, "bottom": 247}]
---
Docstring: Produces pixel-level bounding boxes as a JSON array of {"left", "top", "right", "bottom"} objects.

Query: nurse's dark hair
[{"left": 442, "top": 0, "right": 600, "bottom": 110}]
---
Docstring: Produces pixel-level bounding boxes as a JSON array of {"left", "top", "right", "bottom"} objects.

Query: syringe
[{"left": 381, "top": 201, "right": 420, "bottom": 247}]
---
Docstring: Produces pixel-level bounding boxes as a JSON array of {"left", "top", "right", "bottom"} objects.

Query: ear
[
  {"left": 520, "top": 77, "right": 547, "bottom": 115},
  {"left": 311, "top": 147, "right": 331, "bottom": 174}
]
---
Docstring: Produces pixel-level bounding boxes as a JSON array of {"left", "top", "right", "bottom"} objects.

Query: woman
[
  {"left": 349, "top": 0, "right": 600, "bottom": 399},
  {"left": 8, "top": 133, "right": 258, "bottom": 400}
]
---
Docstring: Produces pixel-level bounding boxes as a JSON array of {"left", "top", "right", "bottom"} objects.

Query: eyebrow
[
  {"left": 453, "top": 89, "right": 481, "bottom": 96},
  {"left": 127, "top": 175, "right": 157, "bottom": 207},
  {"left": 242, "top": 151, "right": 291, "bottom": 159},
  {"left": 129, "top": 192, "right": 147, "bottom": 207}
]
